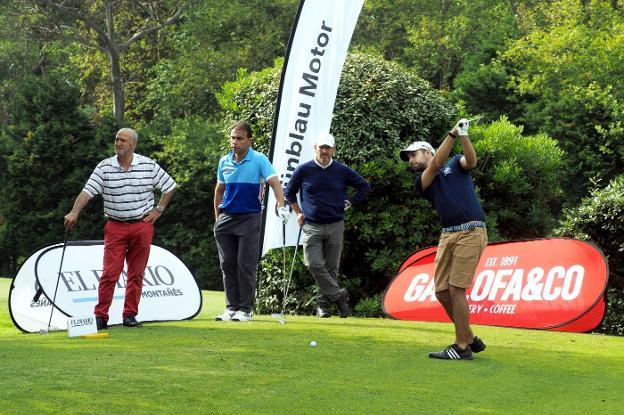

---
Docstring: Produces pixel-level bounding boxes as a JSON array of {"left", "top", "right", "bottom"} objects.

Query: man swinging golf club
[
  {"left": 285, "top": 133, "right": 370, "bottom": 318},
  {"left": 64, "top": 127, "right": 176, "bottom": 330},
  {"left": 400, "top": 119, "right": 488, "bottom": 360}
]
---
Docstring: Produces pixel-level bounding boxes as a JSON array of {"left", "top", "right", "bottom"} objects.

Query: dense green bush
[
  {"left": 554, "top": 175, "right": 624, "bottom": 335},
  {"left": 146, "top": 117, "right": 226, "bottom": 290},
  {"left": 219, "top": 51, "right": 456, "bottom": 313},
  {"left": 470, "top": 117, "right": 565, "bottom": 239},
  {"left": 353, "top": 293, "right": 384, "bottom": 318},
  {"left": 219, "top": 51, "right": 569, "bottom": 314},
  {"left": 0, "top": 72, "right": 117, "bottom": 275},
  {"left": 554, "top": 175, "right": 624, "bottom": 290},
  {"left": 602, "top": 288, "right": 624, "bottom": 336}
]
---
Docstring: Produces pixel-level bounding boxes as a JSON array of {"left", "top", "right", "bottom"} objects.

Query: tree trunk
[{"left": 105, "top": 1, "right": 124, "bottom": 123}]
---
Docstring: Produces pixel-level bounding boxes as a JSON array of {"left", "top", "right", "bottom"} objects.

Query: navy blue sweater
[{"left": 285, "top": 160, "right": 370, "bottom": 224}]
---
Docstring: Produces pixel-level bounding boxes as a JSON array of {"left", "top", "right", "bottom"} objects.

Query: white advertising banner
[
  {"left": 262, "top": 0, "right": 364, "bottom": 255},
  {"left": 9, "top": 241, "right": 202, "bottom": 333}
]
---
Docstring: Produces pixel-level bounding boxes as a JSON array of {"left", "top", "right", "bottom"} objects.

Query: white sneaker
[
  {"left": 231, "top": 310, "right": 253, "bottom": 322},
  {"left": 215, "top": 309, "right": 235, "bottom": 321}
]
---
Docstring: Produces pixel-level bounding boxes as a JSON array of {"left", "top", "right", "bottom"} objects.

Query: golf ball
[{"left": 310, "top": 340, "right": 317, "bottom": 347}]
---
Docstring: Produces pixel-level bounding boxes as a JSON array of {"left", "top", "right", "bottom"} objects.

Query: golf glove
[
  {"left": 456, "top": 118, "right": 470, "bottom": 136},
  {"left": 278, "top": 206, "right": 290, "bottom": 223},
  {"left": 344, "top": 200, "right": 352, "bottom": 211}
]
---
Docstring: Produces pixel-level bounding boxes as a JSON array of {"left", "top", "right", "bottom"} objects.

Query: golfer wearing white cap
[
  {"left": 401, "top": 119, "right": 488, "bottom": 360},
  {"left": 285, "top": 133, "right": 370, "bottom": 318}
]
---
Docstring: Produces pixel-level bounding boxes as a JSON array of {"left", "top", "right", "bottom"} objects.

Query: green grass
[{"left": 1, "top": 276, "right": 623, "bottom": 414}]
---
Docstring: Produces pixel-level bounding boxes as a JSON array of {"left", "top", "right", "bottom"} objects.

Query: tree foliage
[
  {"left": 143, "top": 0, "right": 298, "bottom": 119},
  {"left": 0, "top": 71, "right": 116, "bottom": 275},
  {"left": 19, "top": 0, "right": 191, "bottom": 122},
  {"left": 455, "top": 0, "right": 624, "bottom": 201}
]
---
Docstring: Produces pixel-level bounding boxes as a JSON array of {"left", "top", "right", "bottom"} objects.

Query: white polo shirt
[{"left": 83, "top": 153, "right": 176, "bottom": 221}]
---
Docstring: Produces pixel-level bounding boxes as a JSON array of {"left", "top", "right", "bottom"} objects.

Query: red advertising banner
[{"left": 383, "top": 238, "right": 608, "bottom": 332}]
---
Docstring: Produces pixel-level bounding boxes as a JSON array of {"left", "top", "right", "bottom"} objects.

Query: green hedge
[
  {"left": 218, "top": 51, "right": 567, "bottom": 315},
  {"left": 219, "top": 52, "right": 454, "bottom": 314},
  {"left": 554, "top": 175, "right": 624, "bottom": 335}
]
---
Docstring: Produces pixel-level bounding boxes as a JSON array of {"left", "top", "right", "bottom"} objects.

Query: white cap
[
  {"left": 400, "top": 141, "right": 435, "bottom": 161},
  {"left": 315, "top": 133, "right": 335, "bottom": 147}
]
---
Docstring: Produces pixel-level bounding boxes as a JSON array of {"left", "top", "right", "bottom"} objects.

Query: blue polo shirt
[
  {"left": 414, "top": 154, "right": 485, "bottom": 228},
  {"left": 217, "top": 148, "right": 277, "bottom": 214}
]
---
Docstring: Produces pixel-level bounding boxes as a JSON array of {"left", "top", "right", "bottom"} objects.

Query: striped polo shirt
[
  {"left": 217, "top": 148, "right": 277, "bottom": 214},
  {"left": 83, "top": 153, "right": 176, "bottom": 221}
]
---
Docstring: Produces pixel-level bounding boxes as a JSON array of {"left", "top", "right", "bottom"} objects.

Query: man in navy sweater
[{"left": 285, "top": 133, "right": 370, "bottom": 318}]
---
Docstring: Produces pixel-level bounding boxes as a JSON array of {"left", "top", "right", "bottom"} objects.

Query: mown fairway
[{"left": 1, "top": 277, "right": 623, "bottom": 414}]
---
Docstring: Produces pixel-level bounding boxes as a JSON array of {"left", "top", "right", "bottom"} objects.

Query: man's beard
[{"left": 411, "top": 162, "right": 426, "bottom": 172}]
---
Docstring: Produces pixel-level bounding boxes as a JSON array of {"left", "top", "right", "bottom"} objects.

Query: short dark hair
[{"left": 230, "top": 121, "right": 253, "bottom": 139}]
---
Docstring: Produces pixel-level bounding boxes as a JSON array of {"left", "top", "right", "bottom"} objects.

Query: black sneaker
[
  {"left": 95, "top": 317, "right": 108, "bottom": 330},
  {"left": 122, "top": 315, "right": 143, "bottom": 327},
  {"left": 336, "top": 289, "right": 349, "bottom": 318},
  {"left": 316, "top": 307, "right": 332, "bottom": 318},
  {"left": 429, "top": 344, "right": 473, "bottom": 360},
  {"left": 469, "top": 336, "right": 486, "bottom": 353}
]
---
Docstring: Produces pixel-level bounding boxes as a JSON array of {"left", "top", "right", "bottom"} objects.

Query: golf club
[
  {"left": 469, "top": 115, "right": 484, "bottom": 124},
  {"left": 281, "top": 222, "right": 287, "bottom": 308},
  {"left": 39, "top": 228, "right": 69, "bottom": 335},
  {"left": 272, "top": 226, "right": 303, "bottom": 324}
]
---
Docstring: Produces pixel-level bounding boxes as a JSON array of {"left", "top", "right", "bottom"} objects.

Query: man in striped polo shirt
[
  {"left": 401, "top": 119, "right": 488, "bottom": 360},
  {"left": 214, "top": 121, "right": 289, "bottom": 322},
  {"left": 64, "top": 127, "right": 176, "bottom": 329}
]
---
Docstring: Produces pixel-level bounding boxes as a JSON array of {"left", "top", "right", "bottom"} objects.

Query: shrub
[
  {"left": 0, "top": 72, "right": 116, "bottom": 275},
  {"left": 554, "top": 175, "right": 624, "bottom": 335},
  {"left": 218, "top": 52, "right": 566, "bottom": 313},
  {"left": 145, "top": 117, "right": 226, "bottom": 290},
  {"left": 470, "top": 117, "right": 565, "bottom": 239},
  {"left": 354, "top": 293, "right": 384, "bottom": 318},
  {"left": 219, "top": 52, "right": 455, "bottom": 311}
]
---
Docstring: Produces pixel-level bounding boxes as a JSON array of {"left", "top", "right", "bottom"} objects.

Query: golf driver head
[{"left": 39, "top": 326, "right": 58, "bottom": 334}]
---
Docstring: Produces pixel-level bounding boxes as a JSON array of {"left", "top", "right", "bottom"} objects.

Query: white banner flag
[{"left": 262, "top": 0, "right": 364, "bottom": 255}]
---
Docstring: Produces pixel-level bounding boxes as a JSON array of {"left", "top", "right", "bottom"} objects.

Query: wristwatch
[{"left": 155, "top": 205, "right": 164, "bottom": 213}]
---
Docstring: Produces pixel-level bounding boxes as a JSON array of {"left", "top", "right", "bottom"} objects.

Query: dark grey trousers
[
  {"left": 214, "top": 212, "right": 262, "bottom": 313},
  {"left": 302, "top": 221, "right": 345, "bottom": 306}
]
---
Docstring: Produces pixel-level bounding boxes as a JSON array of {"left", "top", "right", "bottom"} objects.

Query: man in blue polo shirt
[
  {"left": 214, "top": 121, "right": 289, "bottom": 322},
  {"left": 286, "top": 133, "right": 370, "bottom": 318},
  {"left": 400, "top": 119, "right": 488, "bottom": 360}
]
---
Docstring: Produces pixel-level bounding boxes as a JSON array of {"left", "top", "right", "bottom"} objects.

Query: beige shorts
[{"left": 434, "top": 227, "right": 488, "bottom": 292}]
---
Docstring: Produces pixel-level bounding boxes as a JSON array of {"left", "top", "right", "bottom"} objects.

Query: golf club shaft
[
  {"left": 280, "top": 227, "right": 303, "bottom": 317},
  {"left": 281, "top": 222, "right": 287, "bottom": 304},
  {"left": 46, "top": 229, "right": 69, "bottom": 332}
]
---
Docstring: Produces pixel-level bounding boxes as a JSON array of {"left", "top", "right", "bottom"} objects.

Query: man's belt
[
  {"left": 108, "top": 217, "right": 144, "bottom": 224},
  {"left": 441, "top": 221, "right": 486, "bottom": 233}
]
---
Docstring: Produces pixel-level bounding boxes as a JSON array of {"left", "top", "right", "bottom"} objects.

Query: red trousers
[{"left": 95, "top": 220, "right": 154, "bottom": 321}]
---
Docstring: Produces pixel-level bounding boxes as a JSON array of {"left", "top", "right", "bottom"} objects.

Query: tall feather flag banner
[{"left": 262, "top": 0, "right": 364, "bottom": 255}]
